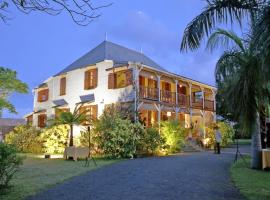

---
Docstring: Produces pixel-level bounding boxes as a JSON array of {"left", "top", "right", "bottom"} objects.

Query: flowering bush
[{"left": 39, "top": 125, "right": 69, "bottom": 154}]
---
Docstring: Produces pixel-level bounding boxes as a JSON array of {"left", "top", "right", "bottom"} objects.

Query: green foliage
[
  {"left": 137, "top": 127, "right": 165, "bottom": 155},
  {"left": 0, "top": 67, "right": 28, "bottom": 116},
  {"left": 5, "top": 125, "right": 42, "bottom": 153},
  {"left": 205, "top": 122, "right": 235, "bottom": 147},
  {"left": 160, "top": 120, "right": 185, "bottom": 153},
  {"left": 0, "top": 143, "right": 24, "bottom": 192},
  {"left": 94, "top": 107, "right": 145, "bottom": 158},
  {"left": 51, "top": 104, "right": 87, "bottom": 147},
  {"left": 39, "top": 125, "right": 69, "bottom": 154}
]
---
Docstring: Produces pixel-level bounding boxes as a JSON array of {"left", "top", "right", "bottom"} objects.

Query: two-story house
[{"left": 25, "top": 41, "right": 216, "bottom": 137}]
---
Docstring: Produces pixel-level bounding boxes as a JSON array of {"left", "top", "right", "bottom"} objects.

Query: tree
[
  {"left": 0, "top": 67, "right": 28, "bottom": 117},
  {"left": 52, "top": 104, "right": 87, "bottom": 147},
  {"left": 180, "top": 0, "right": 270, "bottom": 169},
  {"left": 0, "top": 0, "right": 112, "bottom": 25},
  {"left": 180, "top": 0, "right": 258, "bottom": 52},
  {"left": 207, "top": 28, "right": 270, "bottom": 168}
]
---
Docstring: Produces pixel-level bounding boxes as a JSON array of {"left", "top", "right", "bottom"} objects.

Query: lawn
[
  {"left": 0, "top": 154, "right": 120, "bottom": 200},
  {"left": 231, "top": 156, "right": 270, "bottom": 200}
]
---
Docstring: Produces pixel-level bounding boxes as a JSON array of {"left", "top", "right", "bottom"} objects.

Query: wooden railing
[
  {"left": 139, "top": 86, "right": 215, "bottom": 111},
  {"left": 178, "top": 94, "right": 189, "bottom": 107},
  {"left": 139, "top": 86, "right": 159, "bottom": 100},
  {"left": 191, "top": 98, "right": 203, "bottom": 109},
  {"left": 161, "top": 90, "right": 176, "bottom": 104},
  {"left": 204, "top": 99, "right": 214, "bottom": 111}
]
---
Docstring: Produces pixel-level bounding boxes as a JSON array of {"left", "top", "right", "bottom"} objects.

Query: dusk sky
[{"left": 1, "top": 0, "right": 242, "bottom": 118}]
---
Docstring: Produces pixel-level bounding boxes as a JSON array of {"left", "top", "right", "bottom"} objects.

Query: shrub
[
  {"left": 0, "top": 143, "right": 24, "bottom": 192},
  {"left": 205, "top": 122, "right": 235, "bottom": 147},
  {"left": 39, "top": 125, "right": 69, "bottom": 154},
  {"left": 137, "top": 127, "right": 165, "bottom": 155},
  {"left": 5, "top": 125, "right": 42, "bottom": 153},
  {"left": 161, "top": 120, "right": 185, "bottom": 153},
  {"left": 94, "top": 109, "right": 144, "bottom": 158}
]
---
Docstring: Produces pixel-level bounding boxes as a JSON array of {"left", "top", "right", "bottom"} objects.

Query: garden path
[{"left": 28, "top": 146, "right": 248, "bottom": 200}]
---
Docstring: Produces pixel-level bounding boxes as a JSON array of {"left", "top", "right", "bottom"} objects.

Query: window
[
  {"left": 148, "top": 78, "right": 157, "bottom": 88},
  {"left": 26, "top": 115, "right": 33, "bottom": 125},
  {"left": 37, "top": 89, "right": 49, "bottom": 102},
  {"left": 84, "top": 69, "right": 98, "bottom": 90},
  {"left": 193, "top": 91, "right": 203, "bottom": 102},
  {"left": 108, "top": 69, "right": 133, "bottom": 89},
  {"left": 79, "top": 105, "right": 98, "bottom": 125},
  {"left": 38, "top": 114, "right": 47, "bottom": 128},
  {"left": 60, "top": 77, "right": 66, "bottom": 96},
  {"left": 55, "top": 108, "right": 70, "bottom": 119}
]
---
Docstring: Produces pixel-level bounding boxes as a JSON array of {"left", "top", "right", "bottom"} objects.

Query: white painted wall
[{"left": 32, "top": 60, "right": 135, "bottom": 128}]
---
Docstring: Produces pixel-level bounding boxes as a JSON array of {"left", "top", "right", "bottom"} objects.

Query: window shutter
[
  {"left": 125, "top": 69, "right": 133, "bottom": 86},
  {"left": 84, "top": 71, "right": 90, "bottom": 89},
  {"left": 108, "top": 73, "right": 115, "bottom": 89},
  {"left": 91, "top": 105, "right": 98, "bottom": 120},
  {"left": 60, "top": 77, "right": 66, "bottom": 95},
  {"left": 139, "top": 76, "right": 145, "bottom": 86},
  {"left": 92, "top": 69, "right": 98, "bottom": 88},
  {"left": 38, "top": 114, "right": 47, "bottom": 128},
  {"left": 37, "top": 91, "right": 41, "bottom": 102},
  {"left": 44, "top": 89, "right": 49, "bottom": 101}
]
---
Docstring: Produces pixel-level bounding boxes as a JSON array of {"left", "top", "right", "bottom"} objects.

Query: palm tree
[
  {"left": 180, "top": 0, "right": 259, "bottom": 52},
  {"left": 53, "top": 104, "right": 87, "bottom": 147},
  {"left": 207, "top": 28, "right": 270, "bottom": 168}
]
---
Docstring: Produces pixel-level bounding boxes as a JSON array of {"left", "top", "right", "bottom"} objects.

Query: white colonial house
[{"left": 25, "top": 41, "right": 216, "bottom": 137}]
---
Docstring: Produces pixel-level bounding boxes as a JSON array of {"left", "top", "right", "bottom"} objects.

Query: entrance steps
[{"left": 182, "top": 140, "right": 204, "bottom": 153}]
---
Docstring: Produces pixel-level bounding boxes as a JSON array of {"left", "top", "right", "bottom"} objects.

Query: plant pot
[{"left": 45, "top": 154, "right": 51, "bottom": 159}]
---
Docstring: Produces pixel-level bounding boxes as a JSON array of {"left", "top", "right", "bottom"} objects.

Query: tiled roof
[{"left": 56, "top": 41, "right": 165, "bottom": 75}]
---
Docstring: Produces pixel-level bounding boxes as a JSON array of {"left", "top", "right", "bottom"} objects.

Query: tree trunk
[
  {"left": 251, "top": 112, "right": 262, "bottom": 169},
  {"left": 69, "top": 124, "right": 74, "bottom": 147}
]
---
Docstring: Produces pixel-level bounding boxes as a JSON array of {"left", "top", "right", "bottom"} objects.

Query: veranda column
[
  {"left": 202, "top": 111, "right": 206, "bottom": 138},
  {"left": 158, "top": 104, "right": 161, "bottom": 134},
  {"left": 133, "top": 64, "right": 140, "bottom": 122},
  {"left": 212, "top": 89, "right": 217, "bottom": 122},
  {"left": 189, "top": 83, "right": 193, "bottom": 127},
  {"left": 201, "top": 87, "right": 205, "bottom": 110},
  {"left": 175, "top": 80, "right": 178, "bottom": 105},
  {"left": 157, "top": 75, "right": 161, "bottom": 102}
]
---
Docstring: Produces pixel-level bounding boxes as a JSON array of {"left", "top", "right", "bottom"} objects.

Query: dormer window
[{"left": 37, "top": 89, "right": 49, "bottom": 102}]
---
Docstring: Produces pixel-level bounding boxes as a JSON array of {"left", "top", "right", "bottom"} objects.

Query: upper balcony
[{"left": 139, "top": 77, "right": 214, "bottom": 111}]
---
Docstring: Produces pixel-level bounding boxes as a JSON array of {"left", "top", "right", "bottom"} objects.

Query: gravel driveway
[{"left": 28, "top": 147, "right": 247, "bottom": 200}]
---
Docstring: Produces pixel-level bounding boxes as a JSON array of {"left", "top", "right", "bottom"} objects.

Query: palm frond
[
  {"left": 206, "top": 28, "right": 246, "bottom": 52},
  {"left": 180, "top": 0, "right": 257, "bottom": 52}
]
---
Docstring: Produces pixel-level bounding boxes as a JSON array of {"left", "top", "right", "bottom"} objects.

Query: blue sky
[{"left": 1, "top": 0, "right": 241, "bottom": 118}]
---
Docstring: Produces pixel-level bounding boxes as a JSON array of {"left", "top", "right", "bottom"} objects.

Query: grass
[
  {"left": 231, "top": 156, "right": 270, "bottom": 200},
  {"left": 229, "top": 139, "right": 251, "bottom": 146},
  {"left": 0, "top": 154, "right": 121, "bottom": 200}
]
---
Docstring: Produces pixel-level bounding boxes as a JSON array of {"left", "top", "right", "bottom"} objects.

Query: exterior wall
[
  {"left": 30, "top": 59, "right": 216, "bottom": 140},
  {"left": 32, "top": 60, "right": 134, "bottom": 128}
]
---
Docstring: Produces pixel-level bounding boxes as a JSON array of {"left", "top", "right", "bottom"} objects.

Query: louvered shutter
[
  {"left": 92, "top": 69, "right": 98, "bottom": 88},
  {"left": 125, "top": 69, "right": 133, "bottom": 86},
  {"left": 91, "top": 105, "right": 98, "bottom": 120},
  {"left": 84, "top": 71, "right": 90, "bottom": 89},
  {"left": 139, "top": 76, "right": 145, "bottom": 86},
  {"left": 108, "top": 73, "right": 115, "bottom": 89},
  {"left": 60, "top": 77, "right": 66, "bottom": 95}
]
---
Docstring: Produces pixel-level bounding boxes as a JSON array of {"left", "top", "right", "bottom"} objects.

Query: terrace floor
[{"left": 28, "top": 146, "right": 249, "bottom": 200}]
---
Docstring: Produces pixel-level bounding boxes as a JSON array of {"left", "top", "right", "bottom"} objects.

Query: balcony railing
[
  {"left": 178, "top": 94, "right": 189, "bottom": 107},
  {"left": 191, "top": 98, "right": 203, "bottom": 109},
  {"left": 139, "top": 86, "right": 215, "bottom": 111},
  {"left": 139, "top": 86, "right": 159, "bottom": 100},
  {"left": 204, "top": 99, "right": 214, "bottom": 111},
  {"left": 161, "top": 90, "right": 176, "bottom": 104}
]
